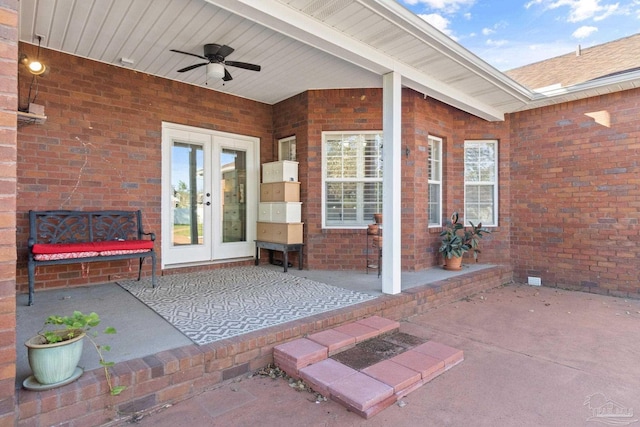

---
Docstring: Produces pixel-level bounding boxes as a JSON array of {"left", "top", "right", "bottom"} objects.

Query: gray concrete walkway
[{"left": 125, "top": 284, "right": 640, "bottom": 427}]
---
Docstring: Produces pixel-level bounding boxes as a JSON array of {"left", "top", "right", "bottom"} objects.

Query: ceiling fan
[{"left": 170, "top": 43, "right": 261, "bottom": 82}]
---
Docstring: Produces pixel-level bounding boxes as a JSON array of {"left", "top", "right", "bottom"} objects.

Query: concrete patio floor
[
  {"left": 16, "top": 264, "right": 493, "bottom": 385},
  {"left": 125, "top": 284, "right": 640, "bottom": 427}
]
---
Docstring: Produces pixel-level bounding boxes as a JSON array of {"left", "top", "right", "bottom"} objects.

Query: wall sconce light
[
  {"left": 20, "top": 35, "right": 47, "bottom": 76},
  {"left": 405, "top": 146, "right": 410, "bottom": 157},
  {"left": 21, "top": 55, "right": 46, "bottom": 75},
  {"left": 18, "top": 35, "right": 48, "bottom": 115}
]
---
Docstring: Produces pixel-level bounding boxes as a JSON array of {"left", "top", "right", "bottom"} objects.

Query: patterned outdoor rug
[{"left": 117, "top": 267, "right": 376, "bottom": 346}]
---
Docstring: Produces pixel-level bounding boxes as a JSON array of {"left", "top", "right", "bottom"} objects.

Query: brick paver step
[
  {"left": 274, "top": 316, "right": 463, "bottom": 419},
  {"left": 307, "top": 329, "right": 356, "bottom": 355}
]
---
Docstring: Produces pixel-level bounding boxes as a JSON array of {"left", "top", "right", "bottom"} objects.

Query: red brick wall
[
  {"left": 400, "top": 92, "right": 511, "bottom": 269},
  {"left": 408, "top": 91, "right": 456, "bottom": 269},
  {"left": 303, "top": 89, "right": 383, "bottom": 270},
  {"left": 274, "top": 89, "right": 382, "bottom": 270},
  {"left": 0, "top": 2, "right": 18, "bottom": 424},
  {"left": 399, "top": 91, "right": 419, "bottom": 269},
  {"left": 16, "top": 44, "right": 273, "bottom": 293},
  {"left": 451, "top": 109, "right": 512, "bottom": 265},
  {"left": 509, "top": 90, "right": 640, "bottom": 297},
  {"left": 270, "top": 92, "right": 309, "bottom": 267},
  {"left": 273, "top": 88, "right": 510, "bottom": 271},
  {"left": 17, "top": 42, "right": 640, "bottom": 298}
]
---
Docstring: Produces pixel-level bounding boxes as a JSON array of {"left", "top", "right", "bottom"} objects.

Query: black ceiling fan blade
[
  {"left": 223, "top": 69, "right": 233, "bottom": 81},
  {"left": 225, "top": 61, "right": 261, "bottom": 72},
  {"left": 218, "top": 45, "right": 235, "bottom": 58},
  {"left": 176, "top": 62, "right": 208, "bottom": 73},
  {"left": 170, "top": 49, "right": 207, "bottom": 60}
]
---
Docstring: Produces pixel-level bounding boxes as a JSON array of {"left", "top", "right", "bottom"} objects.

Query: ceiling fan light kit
[
  {"left": 207, "top": 63, "right": 225, "bottom": 80},
  {"left": 171, "top": 43, "right": 261, "bottom": 82}
]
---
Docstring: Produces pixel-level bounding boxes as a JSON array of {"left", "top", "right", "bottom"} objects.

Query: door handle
[{"left": 206, "top": 201, "right": 211, "bottom": 206}]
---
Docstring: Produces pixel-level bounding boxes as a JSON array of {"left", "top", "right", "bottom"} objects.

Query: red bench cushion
[{"left": 32, "top": 240, "right": 154, "bottom": 254}]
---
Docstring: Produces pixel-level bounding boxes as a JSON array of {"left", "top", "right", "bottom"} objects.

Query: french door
[{"left": 161, "top": 123, "right": 258, "bottom": 267}]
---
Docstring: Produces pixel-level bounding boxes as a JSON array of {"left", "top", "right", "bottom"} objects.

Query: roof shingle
[{"left": 505, "top": 33, "right": 640, "bottom": 90}]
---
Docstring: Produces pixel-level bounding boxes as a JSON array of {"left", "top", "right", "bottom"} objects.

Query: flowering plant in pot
[
  {"left": 24, "top": 311, "right": 125, "bottom": 395},
  {"left": 439, "top": 212, "right": 490, "bottom": 270}
]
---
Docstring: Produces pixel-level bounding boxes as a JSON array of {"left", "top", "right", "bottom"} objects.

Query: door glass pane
[
  {"left": 172, "top": 142, "right": 204, "bottom": 246},
  {"left": 221, "top": 149, "right": 247, "bottom": 243}
]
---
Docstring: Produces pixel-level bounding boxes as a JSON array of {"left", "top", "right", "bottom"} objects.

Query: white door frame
[{"left": 161, "top": 122, "right": 259, "bottom": 269}]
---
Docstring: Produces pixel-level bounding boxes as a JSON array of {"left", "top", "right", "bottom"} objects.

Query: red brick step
[{"left": 273, "top": 315, "right": 464, "bottom": 418}]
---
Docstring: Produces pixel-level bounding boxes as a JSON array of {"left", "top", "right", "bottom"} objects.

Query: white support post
[{"left": 381, "top": 72, "right": 402, "bottom": 295}]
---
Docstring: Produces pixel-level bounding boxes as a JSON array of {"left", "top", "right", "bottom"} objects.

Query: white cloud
[
  {"left": 486, "top": 38, "right": 509, "bottom": 47},
  {"left": 480, "top": 41, "right": 577, "bottom": 70},
  {"left": 481, "top": 21, "right": 508, "bottom": 36},
  {"left": 403, "top": 0, "right": 476, "bottom": 13},
  {"left": 531, "top": 0, "right": 621, "bottom": 23},
  {"left": 572, "top": 25, "right": 598, "bottom": 37},
  {"left": 418, "top": 13, "right": 457, "bottom": 38},
  {"left": 525, "top": 0, "right": 544, "bottom": 8},
  {"left": 593, "top": 3, "right": 619, "bottom": 20}
]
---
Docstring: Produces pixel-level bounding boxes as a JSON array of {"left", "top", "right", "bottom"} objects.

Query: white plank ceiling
[{"left": 17, "top": 0, "right": 640, "bottom": 120}]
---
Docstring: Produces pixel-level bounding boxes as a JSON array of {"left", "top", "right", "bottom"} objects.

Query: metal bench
[{"left": 27, "top": 210, "right": 156, "bottom": 305}]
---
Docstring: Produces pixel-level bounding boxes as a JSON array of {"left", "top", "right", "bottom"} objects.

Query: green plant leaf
[
  {"left": 43, "top": 331, "right": 62, "bottom": 343},
  {"left": 110, "top": 386, "right": 126, "bottom": 396}
]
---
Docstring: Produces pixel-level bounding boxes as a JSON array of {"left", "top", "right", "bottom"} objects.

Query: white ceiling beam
[
  {"left": 208, "top": 0, "right": 512, "bottom": 121},
  {"left": 358, "top": 0, "right": 532, "bottom": 102}
]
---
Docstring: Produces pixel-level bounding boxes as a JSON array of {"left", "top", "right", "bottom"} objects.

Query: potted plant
[
  {"left": 23, "top": 311, "right": 126, "bottom": 395},
  {"left": 439, "top": 212, "right": 490, "bottom": 270}
]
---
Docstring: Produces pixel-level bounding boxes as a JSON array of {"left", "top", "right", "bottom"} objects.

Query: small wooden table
[{"left": 254, "top": 240, "right": 304, "bottom": 272}]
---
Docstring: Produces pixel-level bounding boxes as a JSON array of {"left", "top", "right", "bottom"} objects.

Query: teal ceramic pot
[{"left": 25, "top": 330, "right": 85, "bottom": 385}]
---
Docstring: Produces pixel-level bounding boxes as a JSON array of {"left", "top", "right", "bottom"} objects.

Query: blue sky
[{"left": 396, "top": 0, "right": 640, "bottom": 71}]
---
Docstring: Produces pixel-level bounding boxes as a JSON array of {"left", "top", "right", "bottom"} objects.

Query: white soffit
[
  {"left": 213, "top": 0, "right": 532, "bottom": 121},
  {"left": 19, "top": 0, "right": 382, "bottom": 106}
]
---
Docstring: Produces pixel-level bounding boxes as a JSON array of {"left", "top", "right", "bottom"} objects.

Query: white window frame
[
  {"left": 428, "top": 135, "right": 443, "bottom": 227},
  {"left": 278, "top": 135, "right": 297, "bottom": 161},
  {"left": 322, "top": 131, "right": 383, "bottom": 229},
  {"left": 464, "top": 140, "right": 498, "bottom": 227}
]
